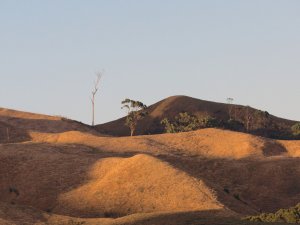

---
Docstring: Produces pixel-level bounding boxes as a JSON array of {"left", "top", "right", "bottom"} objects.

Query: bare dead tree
[{"left": 90, "top": 72, "right": 103, "bottom": 126}]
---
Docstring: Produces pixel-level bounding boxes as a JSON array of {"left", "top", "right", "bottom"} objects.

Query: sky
[{"left": 0, "top": 0, "right": 300, "bottom": 124}]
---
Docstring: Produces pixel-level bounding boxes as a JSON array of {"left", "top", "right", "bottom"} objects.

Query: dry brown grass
[
  {"left": 0, "top": 107, "right": 97, "bottom": 134},
  {"left": 96, "top": 95, "right": 297, "bottom": 137},
  {"left": 56, "top": 154, "right": 223, "bottom": 217},
  {"left": 1, "top": 107, "right": 300, "bottom": 224},
  {"left": 30, "top": 128, "right": 289, "bottom": 159}
]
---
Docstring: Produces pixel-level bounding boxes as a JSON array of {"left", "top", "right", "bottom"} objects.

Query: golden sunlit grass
[{"left": 0, "top": 107, "right": 300, "bottom": 224}]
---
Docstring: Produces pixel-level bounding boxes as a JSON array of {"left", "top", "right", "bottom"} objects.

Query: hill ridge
[{"left": 96, "top": 95, "right": 299, "bottom": 138}]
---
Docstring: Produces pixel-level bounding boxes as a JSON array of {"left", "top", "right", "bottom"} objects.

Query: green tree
[
  {"left": 292, "top": 123, "right": 300, "bottom": 136},
  {"left": 244, "top": 203, "right": 300, "bottom": 223},
  {"left": 121, "top": 99, "right": 147, "bottom": 136},
  {"left": 174, "top": 112, "right": 200, "bottom": 132},
  {"left": 255, "top": 110, "right": 271, "bottom": 129},
  {"left": 227, "top": 119, "right": 244, "bottom": 131},
  {"left": 160, "top": 118, "right": 176, "bottom": 133},
  {"left": 161, "top": 112, "right": 218, "bottom": 133},
  {"left": 161, "top": 112, "right": 197, "bottom": 133},
  {"left": 200, "top": 116, "right": 219, "bottom": 128}
]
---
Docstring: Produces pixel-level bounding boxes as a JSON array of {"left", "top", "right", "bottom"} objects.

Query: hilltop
[
  {"left": 96, "top": 95, "right": 298, "bottom": 139},
  {"left": 96, "top": 96, "right": 297, "bottom": 139}
]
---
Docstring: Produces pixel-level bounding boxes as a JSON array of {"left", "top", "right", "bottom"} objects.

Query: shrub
[
  {"left": 223, "top": 188, "right": 230, "bottom": 194},
  {"left": 161, "top": 112, "right": 219, "bottom": 133},
  {"left": 161, "top": 112, "right": 200, "bottom": 133},
  {"left": 200, "top": 116, "right": 219, "bottom": 128},
  {"left": 292, "top": 123, "right": 300, "bottom": 136},
  {"left": 67, "top": 219, "right": 85, "bottom": 225},
  {"left": 174, "top": 112, "right": 200, "bottom": 132},
  {"left": 225, "top": 119, "right": 245, "bottom": 131},
  {"left": 254, "top": 110, "right": 271, "bottom": 129},
  {"left": 244, "top": 203, "right": 300, "bottom": 223},
  {"left": 161, "top": 118, "right": 176, "bottom": 133},
  {"left": 233, "top": 193, "right": 240, "bottom": 201}
]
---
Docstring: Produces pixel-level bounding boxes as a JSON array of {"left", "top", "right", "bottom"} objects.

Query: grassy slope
[
  {"left": 96, "top": 95, "right": 298, "bottom": 138},
  {"left": 1, "top": 107, "right": 300, "bottom": 225}
]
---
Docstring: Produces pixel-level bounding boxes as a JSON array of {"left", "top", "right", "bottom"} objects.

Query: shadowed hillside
[
  {"left": 0, "top": 108, "right": 99, "bottom": 143},
  {"left": 96, "top": 95, "right": 298, "bottom": 139},
  {"left": 0, "top": 121, "right": 31, "bottom": 143},
  {"left": 0, "top": 202, "right": 272, "bottom": 225},
  {"left": 1, "top": 107, "right": 300, "bottom": 225},
  {"left": 2, "top": 128, "right": 300, "bottom": 216}
]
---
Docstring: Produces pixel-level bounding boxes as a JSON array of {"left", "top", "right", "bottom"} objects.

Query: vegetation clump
[
  {"left": 159, "top": 108, "right": 296, "bottom": 140},
  {"left": 224, "top": 119, "right": 245, "bottom": 131},
  {"left": 161, "top": 112, "right": 218, "bottom": 133},
  {"left": 292, "top": 123, "right": 300, "bottom": 136},
  {"left": 244, "top": 203, "right": 300, "bottom": 223}
]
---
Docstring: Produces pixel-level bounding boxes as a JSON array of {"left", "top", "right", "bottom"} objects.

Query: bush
[
  {"left": 175, "top": 112, "right": 201, "bottom": 132},
  {"left": 160, "top": 118, "right": 176, "bottom": 133},
  {"left": 200, "top": 116, "right": 219, "bottom": 128},
  {"left": 161, "top": 112, "right": 219, "bottom": 133},
  {"left": 292, "top": 123, "right": 300, "bottom": 136},
  {"left": 161, "top": 112, "right": 200, "bottom": 133},
  {"left": 57, "top": 220, "right": 86, "bottom": 225},
  {"left": 233, "top": 193, "right": 240, "bottom": 201},
  {"left": 225, "top": 119, "right": 245, "bottom": 131},
  {"left": 244, "top": 203, "right": 300, "bottom": 223},
  {"left": 223, "top": 188, "right": 230, "bottom": 194}
]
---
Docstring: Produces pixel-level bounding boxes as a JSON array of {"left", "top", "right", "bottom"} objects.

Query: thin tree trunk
[
  {"left": 234, "top": 106, "right": 237, "bottom": 120},
  {"left": 92, "top": 95, "right": 95, "bottom": 126},
  {"left": 91, "top": 72, "right": 102, "bottom": 126},
  {"left": 6, "top": 128, "right": 9, "bottom": 142},
  {"left": 130, "top": 128, "right": 134, "bottom": 136}
]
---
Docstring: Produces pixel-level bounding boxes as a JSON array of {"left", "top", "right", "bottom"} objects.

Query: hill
[
  {"left": 0, "top": 107, "right": 99, "bottom": 143},
  {"left": 56, "top": 154, "right": 224, "bottom": 217},
  {"left": 95, "top": 95, "right": 299, "bottom": 139},
  {"left": 2, "top": 129, "right": 300, "bottom": 213},
  {"left": 0, "top": 202, "right": 274, "bottom": 225},
  {"left": 1, "top": 107, "right": 300, "bottom": 224}
]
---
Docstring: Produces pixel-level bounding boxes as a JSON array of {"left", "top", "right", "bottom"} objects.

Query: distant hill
[
  {"left": 96, "top": 95, "right": 299, "bottom": 139},
  {"left": 0, "top": 107, "right": 98, "bottom": 143}
]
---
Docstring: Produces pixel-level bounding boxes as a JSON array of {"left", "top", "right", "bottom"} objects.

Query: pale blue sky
[{"left": 1, "top": 0, "right": 299, "bottom": 124}]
